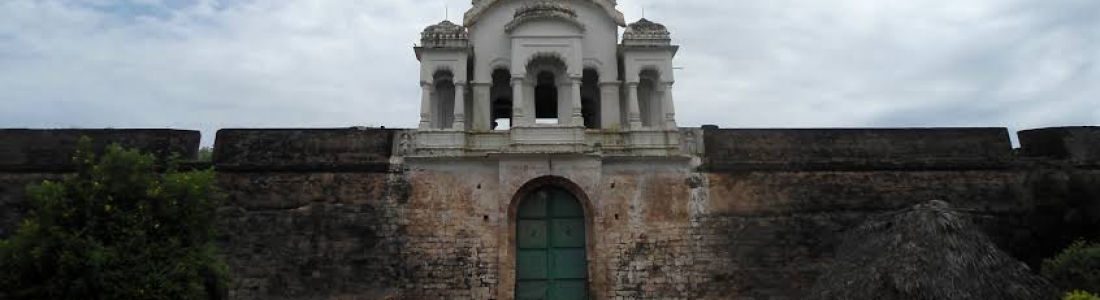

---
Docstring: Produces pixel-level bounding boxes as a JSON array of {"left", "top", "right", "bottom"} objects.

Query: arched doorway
[{"left": 516, "top": 186, "right": 588, "bottom": 300}]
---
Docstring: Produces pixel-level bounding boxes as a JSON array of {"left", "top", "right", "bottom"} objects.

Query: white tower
[{"left": 411, "top": 0, "right": 681, "bottom": 157}]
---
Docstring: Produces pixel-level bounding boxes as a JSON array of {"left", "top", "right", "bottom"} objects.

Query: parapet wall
[
  {"left": 0, "top": 129, "right": 200, "bottom": 172},
  {"left": 702, "top": 127, "right": 1013, "bottom": 171},
  {"left": 0, "top": 126, "right": 1098, "bottom": 300},
  {"left": 1019, "top": 126, "right": 1100, "bottom": 165},
  {"left": 213, "top": 128, "right": 395, "bottom": 172}
]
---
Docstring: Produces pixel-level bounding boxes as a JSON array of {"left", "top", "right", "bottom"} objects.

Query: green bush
[
  {"left": 1044, "top": 240, "right": 1100, "bottom": 295},
  {"left": 1063, "top": 291, "right": 1100, "bottom": 300},
  {"left": 0, "top": 138, "right": 228, "bottom": 300}
]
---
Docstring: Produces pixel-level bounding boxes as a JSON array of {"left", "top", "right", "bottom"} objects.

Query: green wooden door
[{"left": 517, "top": 187, "right": 587, "bottom": 300}]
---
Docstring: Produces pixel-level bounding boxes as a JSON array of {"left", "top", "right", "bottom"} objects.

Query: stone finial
[
  {"left": 622, "top": 18, "right": 672, "bottom": 47},
  {"left": 420, "top": 20, "right": 469, "bottom": 48}
]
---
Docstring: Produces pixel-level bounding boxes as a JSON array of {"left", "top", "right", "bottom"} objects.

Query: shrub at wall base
[{"left": 0, "top": 138, "right": 228, "bottom": 300}]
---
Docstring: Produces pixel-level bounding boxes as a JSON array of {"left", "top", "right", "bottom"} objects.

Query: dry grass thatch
[{"left": 806, "top": 200, "right": 1057, "bottom": 300}]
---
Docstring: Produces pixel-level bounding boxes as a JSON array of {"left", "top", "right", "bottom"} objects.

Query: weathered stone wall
[
  {"left": 1020, "top": 126, "right": 1100, "bottom": 165},
  {"left": 213, "top": 128, "right": 395, "bottom": 172},
  {"left": 702, "top": 127, "right": 1012, "bottom": 170},
  {"left": 1, "top": 126, "right": 1098, "bottom": 300},
  {"left": 690, "top": 127, "right": 1100, "bottom": 300},
  {"left": 212, "top": 128, "right": 409, "bottom": 299}
]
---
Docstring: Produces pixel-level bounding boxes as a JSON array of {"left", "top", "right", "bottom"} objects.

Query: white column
[
  {"left": 472, "top": 83, "right": 491, "bottom": 131},
  {"left": 570, "top": 77, "right": 583, "bottom": 126},
  {"left": 526, "top": 80, "right": 536, "bottom": 125},
  {"left": 662, "top": 82, "right": 678, "bottom": 129},
  {"left": 512, "top": 77, "right": 526, "bottom": 126},
  {"left": 626, "top": 82, "right": 642, "bottom": 129},
  {"left": 599, "top": 82, "right": 621, "bottom": 130},
  {"left": 453, "top": 82, "right": 466, "bottom": 130},
  {"left": 557, "top": 82, "right": 570, "bottom": 125},
  {"left": 419, "top": 81, "right": 432, "bottom": 129}
]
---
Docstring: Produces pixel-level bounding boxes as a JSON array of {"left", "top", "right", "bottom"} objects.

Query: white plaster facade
[{"left": 412, "top": 0, "right": 681, "bottom": 157}]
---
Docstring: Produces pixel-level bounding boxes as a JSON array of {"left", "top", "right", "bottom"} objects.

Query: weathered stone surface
[
  {"left": 216, "top": 172, "right": 408, "bottom": 300},
  {"left": 703, "top": 128, "right": 1013, "bottom": 171},
  {"left": 1019, "top": 126, "right": 1100, "bottom": 165},
  {"left": 0, "top": 129, "right": 200, "bottom": 171},
  {"left": 1, "top": 127, "right": 1098, "bottom": 300},
  {"left": 214, "top": 128, "right": 394, "bottom": 172}
]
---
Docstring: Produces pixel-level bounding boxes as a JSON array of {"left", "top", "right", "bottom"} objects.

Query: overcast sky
[{"left": 1, "top": 0, "right": 1097, "bottom": 146}]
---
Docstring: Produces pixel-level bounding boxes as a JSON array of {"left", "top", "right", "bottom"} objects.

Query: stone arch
[
  {"left": 489, "top": 58, "right": 511, "bottom": 73},
  {"left": 432, "top": 65, "right": 457, "bottom": 79},
  {"left": 524, "top": 53, "right": 570, "bottom": 73},
  {"left": 583, "top": 58, "right": 604, "bottom": 71},
  {"left": 509, "top": 176, "right": 595, "bottom": 222},
  {"left": 638, "top": 65, "right": 662, "bottom": 79},
  {"left": 525, "top": 54, "right": 569, "bottom": 124},
  {"left": 507, "top": 176, "right": 597, "bottom": 300}
]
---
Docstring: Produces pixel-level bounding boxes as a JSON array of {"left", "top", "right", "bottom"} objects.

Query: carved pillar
[
  {"left": 472, "top": 83, "right": 491, "bottom": 131},
  {"left": 419, "top": 81, "right": 432, "bottom": 129},
  {"left": 570, "top": 77, "right": 583, "bottom": 126},
  {"left": 557, "top": 82, "right": 570, "bottom": 125},
  {"left": 599, "top": 82, "right": 621, "bottom": 130},
  {"left": 626, "top": 82, "right": 642, "bottom": 129},
  {"left": 512, "top": 77, "right": 526, "bottom": 126},
  {"left": 453, "top": 82, "right": 466, "bottom": 130},
  {"left": 662, "top": 82, "right": 677, "bottom": 129}
]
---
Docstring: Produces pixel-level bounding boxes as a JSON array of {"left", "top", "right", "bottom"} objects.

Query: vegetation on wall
[
  {"left": 1063, "top": 290, "right": 1100, "bottom": 300},
  {"left": 0, "top": 138, "right": 228, "bottom": 300},
  {"left": 198, "top": 147, "right": 214, "bottom": 162},
  {"left": 1044, "top": 240, "right": 1100, "bottom": 296}
]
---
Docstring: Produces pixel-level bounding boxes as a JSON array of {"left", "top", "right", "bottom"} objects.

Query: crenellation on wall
[{"left": 1019, "top": 126, "right": 1100, "bottom": 165}]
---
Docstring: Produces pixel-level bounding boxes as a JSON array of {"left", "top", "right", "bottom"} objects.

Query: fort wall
[{"left": 0, "top": 126, "right": 1097, "bottom": 300}]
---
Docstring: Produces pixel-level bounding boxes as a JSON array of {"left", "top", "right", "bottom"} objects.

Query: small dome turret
[
  {"left": 420, "top": 20, "right": 469, "bottom": 48},
  {"left": 622, "top": 18, "right": 671, "bottom": 47}
]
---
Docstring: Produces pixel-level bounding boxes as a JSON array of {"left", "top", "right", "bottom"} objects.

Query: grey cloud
[{"left": 0, "top": 0, "right": 1097, "bottom": 146}]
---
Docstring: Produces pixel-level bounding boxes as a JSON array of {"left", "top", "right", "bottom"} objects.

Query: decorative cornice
[
  {"left": 465, "top": 0, "right": 626, "bottom": 27},
  {"left": 505, "top": 1, "right": 586, "bottom": 33}
]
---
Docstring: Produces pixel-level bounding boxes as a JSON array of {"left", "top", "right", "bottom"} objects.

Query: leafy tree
[
  {"left": 0, "top": 138, "right": 228, "bottom": 300},
  {"left": 1044, "top": 240, "right": 1100, "bottom": 295}
]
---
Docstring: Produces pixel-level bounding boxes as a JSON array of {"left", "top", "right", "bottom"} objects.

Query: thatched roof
[{"left": 806, "top": 200, "right": 1056, "bottom": 300}]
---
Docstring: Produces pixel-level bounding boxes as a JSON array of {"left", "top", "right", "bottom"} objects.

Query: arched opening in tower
[
  {"left": 432, "top": 69, "right": 456, "bottom": 129},
  {"left": 525, "top": 55, "right": 568, "bottom": 125},
  {"left": 534, "top": 71, "right": 558, "bottom": 124},
  {"left": 490, "top": 68, "right": 513, "bottom": 130},
  {"left": 638, "top": 69, "right": 661, "bottom": 128},
  {"left": 581, "top": 68, "right": 601, "bottom": 129}
]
